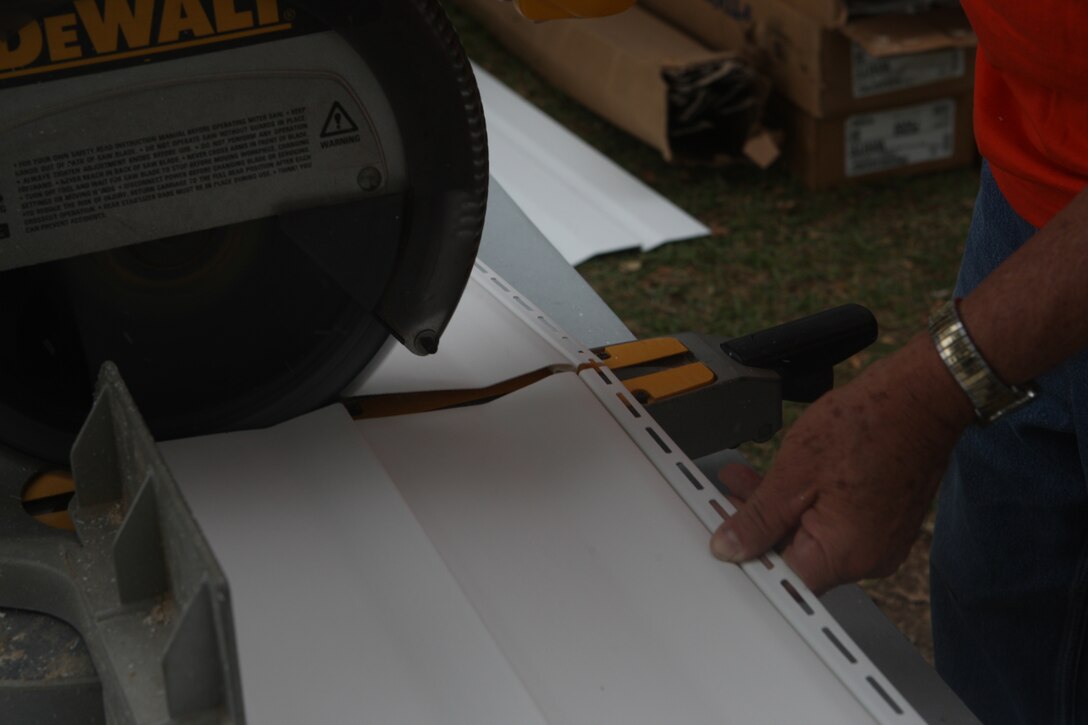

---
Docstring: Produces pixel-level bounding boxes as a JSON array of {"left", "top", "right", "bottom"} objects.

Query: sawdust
[
  {"left": 0, "top": 609, "right": 98, "bottom": 682},
  {"left": 41, "top": 651, "right": 90, "bottom": 681},
  {"left": 106, "top": 501, "right": 125, "bottom": 528},
  {"left": 0, "top": 648, "right": 26, "bottom": 667},
  {"left": 143, "top": 594, "right": 175, "bottom": 630}
]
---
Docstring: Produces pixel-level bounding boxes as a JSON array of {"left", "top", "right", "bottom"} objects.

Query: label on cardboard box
[
  {"left": 851, "top": 45, "right": 966, "bottom": 98},
  {"left": 845, "top": 98, "right": 955, "bottom": 176}
]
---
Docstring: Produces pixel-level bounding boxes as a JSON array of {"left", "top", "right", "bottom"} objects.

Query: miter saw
[
  {"left": 0, "top": 0, "right": 487, "bottom": 721},
  {"left": 0, "top": 1, "right": 876, "bottom": 723},
  {"left": 0, "top": 0, "right": 495, "bottom": 465}
]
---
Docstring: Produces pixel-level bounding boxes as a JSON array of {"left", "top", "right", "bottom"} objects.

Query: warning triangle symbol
[{"left": 320, "top": 102, "right": 360, "bottom": 139}]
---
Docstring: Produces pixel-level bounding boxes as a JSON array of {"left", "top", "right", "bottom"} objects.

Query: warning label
[
  {"left": 319, "top": 101, "right": 361, "bottom": 150},
  {"left": 14, "top": 107, "right": 313, "bottom": 235},
  {"left": 321, "top": 102, "right": 359, "bottom": 138},
  {"left": 0, "top": 62, "right": 385, "bottom": 271}
]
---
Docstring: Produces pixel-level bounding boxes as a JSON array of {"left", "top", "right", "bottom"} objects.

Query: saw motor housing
[{"left": 0, "top": 0, "right": 488, "bottom": 463}]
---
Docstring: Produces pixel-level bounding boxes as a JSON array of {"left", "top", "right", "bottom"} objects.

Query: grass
[{"left": 444, "top": 2, "right": 979, "bottom": 660}]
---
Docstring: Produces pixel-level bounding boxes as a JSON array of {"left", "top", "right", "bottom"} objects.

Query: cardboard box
[
  {"left": 777, "top": 0, "right": 962, "bottom": 28},
  {"left": 455, "top": 0, "right": 776, "bottom": 165},
  {"left": 641, "top": 0, "right": 976, "bottom": 117},
  {"left": 783, "top": 91, "right": 975, "bottom": 189}
]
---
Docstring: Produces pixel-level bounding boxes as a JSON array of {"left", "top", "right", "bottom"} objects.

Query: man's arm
[{"left": 710, "top": 185, "right": 1088, "bottom": 594}]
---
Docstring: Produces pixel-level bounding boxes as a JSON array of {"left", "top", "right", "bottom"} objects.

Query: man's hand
[
  {"left": 709, "top": 185, "right": 1088, "bottom": 594},
  {"left": 711, "top": 333, "right": 974, "bottom": 594}
]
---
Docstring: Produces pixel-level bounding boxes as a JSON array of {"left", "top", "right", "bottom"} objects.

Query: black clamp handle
[{"left": 721, "top": 304, "right": 878, "bottom": 403}]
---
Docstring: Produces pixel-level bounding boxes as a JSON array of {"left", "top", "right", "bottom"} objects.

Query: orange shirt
[{"left": 960, "top": 1, "right": 1088, "bottom": 228}]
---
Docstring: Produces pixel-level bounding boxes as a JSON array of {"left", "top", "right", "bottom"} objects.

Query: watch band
[{"left": 928, "top": 300, "right": 1036, "bottom": 425}]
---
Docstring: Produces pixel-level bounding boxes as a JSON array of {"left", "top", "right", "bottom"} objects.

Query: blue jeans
[{"left": 931, "top": 163, "right": 1088, "bottom": 723}]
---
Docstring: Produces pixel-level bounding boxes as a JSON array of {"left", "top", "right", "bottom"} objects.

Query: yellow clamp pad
[
  {"left": 599, "top": 337, "right": 690, "bottom": 370},
  {"left": 623, "top": 363, "right": 716, "bottom": 403},
  {"left": 514, "top": 0, "right": 637, "bottom": 20},
  {"left": 22, "top": 471, "right": 76, "bottom": 531},
  {"left": 596, "top": 338, "right": 717, "bottom": 402}
]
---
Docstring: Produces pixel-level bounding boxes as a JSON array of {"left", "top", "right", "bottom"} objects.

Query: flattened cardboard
[
  {"left": 639, "top": 0, "right": 752, "bottom": 52},
  {"left": 456, "top": 0, "right": 772, "bottom": 164},
  {"left": 784, "top": 0, "right": 848, "bottom": 26},
  {"left": 642, "top": 0, "right": 976, "bottom": 117}
]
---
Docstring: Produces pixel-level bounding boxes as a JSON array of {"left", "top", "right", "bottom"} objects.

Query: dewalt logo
[{"left": 0, "top": 0, "right": 293, "bottom": 83}]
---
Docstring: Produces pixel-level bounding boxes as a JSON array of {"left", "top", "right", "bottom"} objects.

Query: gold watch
[{"left": 928, "top": 300, "right": 1036, "bottom": 425}]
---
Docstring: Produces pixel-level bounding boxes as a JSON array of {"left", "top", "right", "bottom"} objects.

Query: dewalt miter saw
[
  {"left": 0, "top": 4, "right": 493, "bottom": 722},
  {"left": 1, "top": 3, "right": 881, "bottom": 724},
  {"left": 0, "top": 0, "right": 638, "bottom": 467},
  {"left": 0, "top": 0, "right": 496, "bottom": 464},
  {"left": 0, "top": 2, "right": 641, "bottom": 723}
]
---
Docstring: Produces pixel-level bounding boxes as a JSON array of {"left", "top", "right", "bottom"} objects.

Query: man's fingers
[
  {"left": 780, "top": 526, "right": 838, "bottom": 595},
  {"left": 717, "top": 463, "right": 762, "bottom": 501},
  {"left": 710, "top": 478, "right": 808, "bottom": 563}
]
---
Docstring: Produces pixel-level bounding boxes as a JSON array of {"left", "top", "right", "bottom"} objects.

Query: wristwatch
[{"left": 928, "top": 300, "right": 1036, "bottom": 425}]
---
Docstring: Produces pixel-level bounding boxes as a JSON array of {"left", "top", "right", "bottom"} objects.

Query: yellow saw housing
[{"left": 514, "top": 0, "right": 636, "bottom": 20}]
